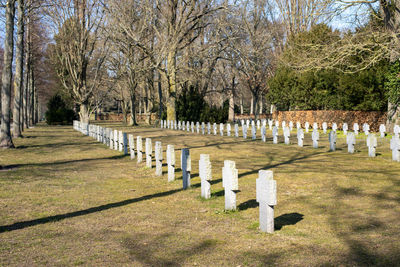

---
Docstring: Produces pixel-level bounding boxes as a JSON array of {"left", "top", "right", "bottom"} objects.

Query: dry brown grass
[{"left": 0, "top": 122, "right": 399, "bottom": 266}]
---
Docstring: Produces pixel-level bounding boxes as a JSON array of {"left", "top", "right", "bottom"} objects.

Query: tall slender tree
[
  {"left": 0, "top": 0, "right": 16, "bottom": 148},
  {"left": 13, "top": 0, "right": 26, "bottom": 137}
]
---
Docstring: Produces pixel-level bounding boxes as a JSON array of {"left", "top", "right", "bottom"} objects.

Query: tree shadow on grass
[
  {"left": 274, "top": 213, "right": 304, "bottom": 230},
  {"left": 1, "top": 154, "right": 127, "bottom": 169},
  {"left": 238, "top": 199, "right": 258, "bottom": 211},
  {"left": 0, "top": 187, "right": 183, "bottom": 234}
]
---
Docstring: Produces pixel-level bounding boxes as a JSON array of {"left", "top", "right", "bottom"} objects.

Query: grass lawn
[{"left": 0, "top": 122, "right": 399, "bottom": 266}]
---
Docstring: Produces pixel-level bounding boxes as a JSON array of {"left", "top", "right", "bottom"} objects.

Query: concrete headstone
[
  {"left": 167, "top": 145, "right": 175, "bottom": 181},
  {"left": 222, "top": 160, "right": 239, "bottom": 211},
  {"left": 199, "top": 154, "right": 212, "bottom": 199},
  {"left": 256, "top": 170, "right": 277, "bottom": 233}
]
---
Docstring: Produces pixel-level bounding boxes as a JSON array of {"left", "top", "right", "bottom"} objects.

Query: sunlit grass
[{"left": 0, "top": 122, "right": 399, "bottom": 266}]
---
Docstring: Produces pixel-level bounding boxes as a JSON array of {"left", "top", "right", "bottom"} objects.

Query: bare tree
[
  {"left": 0, "top": 0, "right": 16, "bottom": 148},
  {"left": 12, "top": 0, "right": 25, "bottom": 137},
  {"left": 45, "top": 0, "right": 108, "bottom": 123}
]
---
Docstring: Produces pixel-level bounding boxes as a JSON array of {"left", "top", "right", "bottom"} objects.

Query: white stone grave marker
[
  {"left": 137, "top": 136, "right": 143, "bottom": 163},
  {"left": 312, "top": 129, "right": 319, "bottom": 148},
  {"left": 347, "top": 132, "right": 356, "bottom": 154},
  {"left": 145, "top": 138, "right": 152, "bottom": 168},
  {"left": 256, "top": 170, "right": 277, "bottom": 233},
  {"left": 155, "top": 141, "right": 163, "bottom": 176},
  {"left": 199, "top": 154, "right": 212, "bottom": 199},
  {"left": 329, "top": 131, "right": 337, "bottom": 151},
  {"left": 167, "top": 145, "right": 175, "bottom": 181},
  {"left": 366, "top": 134, "right": 377, "bottom": 157},
  {"left": 297, "top": 128, "right": 304, "bottom": 147},
  {"left": 222, "top": 160, "right": 238, "bottom": 211}
]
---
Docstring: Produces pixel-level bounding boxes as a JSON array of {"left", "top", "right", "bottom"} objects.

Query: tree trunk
[
  {"left": 79, "top": 103, "right": 90, "bottom": 123},
  {"left": 12, "top": 0, "right": 25, "bottom": 137},
  {"left": 0, "top": 0, "right": 16, "bottom": 148},
  {"left": 259, "top": 97, "right": 263, "bottom": 115},
  {"left": 240, "top": 97, "right": 243, "bottom": 115},
  {"left": 29, "top": 66, "right": 34, "bottom": 125},
  {"left": 158, "top": 70, "right": 163, "bottom": 120},
  {"left": 166, "top": 51, "right": 177, "bottom": 121},
  {"left": 129, "top": 96, "right": 137, "bottom": 126}
]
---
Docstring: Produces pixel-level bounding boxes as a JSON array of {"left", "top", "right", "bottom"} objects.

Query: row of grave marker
[
  {"left": 72, "top": 121, "right": 277, "bottom": 233},
  {"left": 162, "top": 119, "right": 400, "bottom": 137},
  {"left": 161, "top": 120, "right": 400, "bottom": 162}
]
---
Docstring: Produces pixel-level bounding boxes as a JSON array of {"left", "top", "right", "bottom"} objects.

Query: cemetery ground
[{"left": 1, "top": 123, "right": 400, "bottom": 266}]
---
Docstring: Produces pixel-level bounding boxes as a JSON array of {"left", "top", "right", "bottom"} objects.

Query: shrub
[{"left": 45, "top": 94, "right": 76, "bottom": 125}]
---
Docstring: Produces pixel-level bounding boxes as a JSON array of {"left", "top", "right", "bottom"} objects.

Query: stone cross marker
[
  {"left": 220, "top": 123, "right": 224, "bottom": 136},
  {"left": 283, "top": 126, "right": 290, "bottom": 145},
  {"left": 243, "top": 124, "right": 248, "bottom": 139},
  {"left": 343, "top": 123, "right": 348, "bottom": 135},
  {"left": 379, "top": 124, "right": 386, "bottom": 138},
  {"left": 366, "top": 134, "right": 377, "bottom": 157},
  {"left": 109, "top": 130, "right": 114, "bottom": 150},
  {"left": 196, "top": 122, "right": 200, "bottom": 133},
  {"left": 119, "top": 131, "right": 124, "bottom": 152},
  {"left": 305, "top": 122, "right": 310, "bottom": 133},
  {"left": 252, "top": 124, "right": 257, "bottom": 140},
  {"left": 201, "top": 122, "right": 205, "bottom": 135},
  {"left": 122, "top": 133, "right": 128, "bottom": 155},
  {"left": 178, "top": 121, "right": 181, "bottom": 130},
  {"left": 353, "top": 123, "right": 359, "bottom": 135},
  {"left": 187, "top": 121, "right": 190, "bottom": 132},
  {"left": 332, "top": 123, "right": 338, "bottom": 132},
  {"left": 227, "top": 123, "right": 231, "bottom": 136},
  {"left": 213, "top": 123, "right": 217, "bottom": 135},
  {"left": 181, "top": 148, "right": 191, "bottom": 189},
  {"left": 128, "top": 134, "right": 135, "bottom": 159},
  {"left": 322, "top": 122, "right": 327, "bottom": 134},
  {"left": 390, "top": 136, "right": 400, "bottom": 162},
  {"left": 191, "top": 121, "right": 195, "bottom": 133},
  {"left": 155, "top": 141, "right": 163, "bottom": 176},
  {"left": 271, "top": 126, "right": 278, "bottom": 144},
  {"left": 289, "top": 121, "right": 293, "bottom": 131},
  {"left": 222, "top": 160, "right": 239, "bottom": 211},
  {"left": 363, "top": 123, "right": 370, "bottom": 136},
  {"left": 234, "top": 124, "right": 239, "bottom": 137},
  {"left": 114, "top": 130, "right": 118, "bottom": 151},
  {"left": 207, "top": 122, "right": 211, "bottom": 135},
  {"left": 182, "top": 121, "right": 186, "bottom": 131},
  {"left": 199, "top": 154, "right": 212, "bottom": 199},
  {"left": 261, "top": 125, "right": 266, "bottom": 142},
  {"left": 394, "top": 125, "right": 400, "bottom": 138},
  {"left": 312, "top": 129, "right": 319, "bottom": 148},
  {"left": 137, "top": 136, "right": 143, "bottom": 163},
  {"left": 297, "top": 128, "right": 304, "bottom": 147},
  {"left": 256, "top": 170, "right": 277, "bottom": 233},
  {"left": 167, "top": 145, "right": 175, "bottom": 181},
  {"left": 329, "top": 131, "right": 337, "bottom": 151},
  {"left": 296, "top": 121, "right": 301, "bottom": 130},
  {"left": 347, "top": 132, "right": 356, "bottom": 154},
  {"left": 145, "top": 138, "right": 152, "bottom": 168}
]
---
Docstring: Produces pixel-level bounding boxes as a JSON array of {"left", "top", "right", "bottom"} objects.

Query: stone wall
[{"left": 272, "top": 110, "right": 387, "bottom": 132}]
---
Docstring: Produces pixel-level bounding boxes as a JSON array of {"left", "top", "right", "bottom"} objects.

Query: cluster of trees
[
  {"left": 1, "top": 0, "right": 400, "bottom": 149},
  {"left": 0, "top": 0, "right": 54, "bottom": 148}
]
